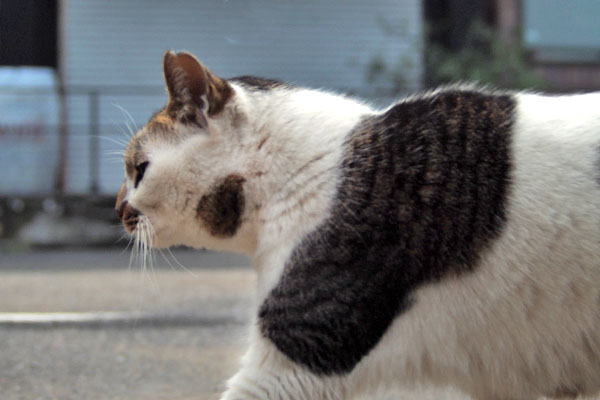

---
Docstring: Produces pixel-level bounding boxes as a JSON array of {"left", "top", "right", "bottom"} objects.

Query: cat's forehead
[
  {"left": 123, "top": 108, "right": 175, "bottom": 173},
  {"left": 123, "top": 135, "right": 146, "bottom": 176}
]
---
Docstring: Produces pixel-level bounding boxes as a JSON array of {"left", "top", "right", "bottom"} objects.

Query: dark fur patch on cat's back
[
  {"left": 230, "top": 76, "right": 289, "bottom": 91},
  {"left": 197, "top": 174, "right": 246, "bottom": 237},
  {"left": 259, "top": 87, "right": 516, "bottom": 375}
]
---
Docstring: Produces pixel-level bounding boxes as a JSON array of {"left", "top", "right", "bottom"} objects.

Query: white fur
[
  {"left": 126, "top": 84, "right": 600, "bottom": 400},
  {"left": 340, "top": 93, "right": 600, "bottom": 400}
]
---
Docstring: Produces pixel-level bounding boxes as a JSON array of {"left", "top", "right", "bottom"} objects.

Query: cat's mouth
[{"left": 116, "top": 201, "right": 141, "bottom": 233}]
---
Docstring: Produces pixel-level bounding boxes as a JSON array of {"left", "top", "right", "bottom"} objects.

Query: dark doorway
[{"left": 0, "top": 0, "right": 58, "bottom": 67}]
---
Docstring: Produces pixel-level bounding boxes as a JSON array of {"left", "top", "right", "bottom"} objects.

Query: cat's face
[{"left": 115, "top": 51, "right": 257, "bottom": 252}]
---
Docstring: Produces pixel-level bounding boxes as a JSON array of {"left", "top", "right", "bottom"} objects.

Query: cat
[{"left": 116, "top": 50, "right": 600, "bottom": 400}]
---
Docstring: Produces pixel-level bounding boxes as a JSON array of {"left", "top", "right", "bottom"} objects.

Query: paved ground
[
  {"left": 0, "top": 248, "right": 255, "bottom": 400},
  {"left": 0, "top": 248, "right": 471, "bottom": 400}
]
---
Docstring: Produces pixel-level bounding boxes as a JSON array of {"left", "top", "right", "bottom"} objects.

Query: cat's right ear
[{"left": 163, "top": 51, "right": 233, "bottom": 123}]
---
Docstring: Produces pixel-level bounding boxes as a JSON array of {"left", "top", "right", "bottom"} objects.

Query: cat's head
[{"left": 115, "top": 51, "right": 262, "bottom": 253}]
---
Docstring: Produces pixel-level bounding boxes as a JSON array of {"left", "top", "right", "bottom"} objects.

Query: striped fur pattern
[
  {"left": 117, "top": 51, "right": 600, "bottom": 400},
  {"left": 259, "top": 90, "right": 515, "bottom": 375}
]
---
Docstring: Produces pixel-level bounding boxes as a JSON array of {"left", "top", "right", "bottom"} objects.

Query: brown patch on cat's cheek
[{"left": 196, "top": 174, "right": 246, "bottom": 237}]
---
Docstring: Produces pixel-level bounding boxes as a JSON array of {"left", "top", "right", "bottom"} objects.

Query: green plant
[
  {"left": 426, "top": 20, "right": 547, "bottom": 90},
  {"left": 366, "top": 51, "right": 415, "bottom": 94}
]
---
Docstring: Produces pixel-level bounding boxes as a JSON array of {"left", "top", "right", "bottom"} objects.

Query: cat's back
[
  {"left": 258, "top": 85, "right": 600, "bottom": 399},
  {"left": 368, "top": 87, "right": 600, "bottom": 288},
  {"left": 513, "top": 90, "right": 600, "bottom": 173},
  {"left": 372, "top": 87, "right": 600, "bottom": 218},
  {"left": 362, "top": 89, "right": 600, "bottom": 399},
  {"left": 507, "top": 91, "right": 600, "bottom": 246}
]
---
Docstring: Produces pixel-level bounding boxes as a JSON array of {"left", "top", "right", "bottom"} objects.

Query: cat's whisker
[
  {"left": 124, "top": 120, "right": 135, "bottom": 140},
  {"left": 141, "top": 227, "right": 149, "bottom": 283},
  {"left": 109, "top": 120, "right": 135, "bottom": 143},
  {"left": 94, "top": 134, "right": 130, "bottom": 149},
  {"left": 115, "top": 122, "right": 129, "bottom": 137},
  {"left": 132, "top": 216, "right": 159, "bottom": 294},
  {"left": 124, "top": 238, "right": 138, "bottom": 269},
  {"left": 120, "top": 232, "right": 135, "bottom": 255},
  {"left": 115, "top": 228, "right": 134, "bottom": 247},
  {"left": 113, "top": 104, "right": 139, "bottom": 138},
  {"left": 162, "top": 248, "right": 198, "bottom": 277},
  {"left": 128, "top": 228, "right": 138, "bottom": 272},
  {"left": 96, "top": 136, "right": 129, "bottom": 163},
  {"left": 158, "top": 250, "right": 177, "bottom": 273},
  {"left": 106, "top": 150, "right": 125, "bottom": 157},
  {"left": 136, "top": 225, "right": 143, "bottom": 263},
  {"left": 100, "top": 137, "right": 126, "bottom": 160},
  {"left": 140, "top": 222, "right": 146, "bottom": 271},
  {"left": 105, "top": 155, "right": 126, "bottom": 164},
  {"left": 139, "top": 220, "right": 147, "bottom": 275}
]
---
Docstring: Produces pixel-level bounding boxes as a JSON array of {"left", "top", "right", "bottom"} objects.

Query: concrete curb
[{"left": 0, "top": 311, "right": 246, "bottom": 328}]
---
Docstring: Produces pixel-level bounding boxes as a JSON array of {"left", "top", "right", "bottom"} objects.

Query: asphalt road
[
  {"left": 0, "top": 248, "right": 471, "bottom": 400},
  {"left": 0, "top": 248, "right": 255, "bottom": 400}
]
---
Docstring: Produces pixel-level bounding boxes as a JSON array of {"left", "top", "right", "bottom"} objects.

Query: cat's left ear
[{"left": 163, "top": 51, "right": 233, "bottom": 120}]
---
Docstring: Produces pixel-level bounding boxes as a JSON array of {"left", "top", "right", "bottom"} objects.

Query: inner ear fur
[{"left": 163, "top": 51, "right": 233, "bottom": 117}]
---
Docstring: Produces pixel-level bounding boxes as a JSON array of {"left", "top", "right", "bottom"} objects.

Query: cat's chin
[
  {"left": 127, "top": 223, "right": 181, "bottom": 249},
  {"left": 148, "top": 234, "right": 183, "bottom": 249}
]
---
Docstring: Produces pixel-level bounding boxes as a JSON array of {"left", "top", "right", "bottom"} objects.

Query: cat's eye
[{"left": 134, "top": 161, "right": 149, "bottom": 188}]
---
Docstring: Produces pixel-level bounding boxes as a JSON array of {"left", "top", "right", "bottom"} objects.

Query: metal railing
[
  {"left": 0, "top": 85, "right": 166, "bottom": 196},
  {"left": 0, "top": 84, "right": 400, "bottom": 196}
]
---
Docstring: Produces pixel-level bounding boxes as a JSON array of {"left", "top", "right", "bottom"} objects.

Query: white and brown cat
[{"left": 116, "top": 51, "right": 600, "bottom": 400}]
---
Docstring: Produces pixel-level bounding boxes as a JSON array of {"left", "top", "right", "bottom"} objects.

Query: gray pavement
[
  {"left": 0, "top": 248, "right": 473, "bottom": 400},
  {"left": 0, "top": 248, "right": 254, "bottom": 400}
]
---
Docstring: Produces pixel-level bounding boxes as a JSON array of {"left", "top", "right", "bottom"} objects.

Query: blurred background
[
  {"left": 0, "top": 1, "right": 599, "bottom": 399},
  {"left": 2, "top": 0, "right": 600, "bottom": 245}
]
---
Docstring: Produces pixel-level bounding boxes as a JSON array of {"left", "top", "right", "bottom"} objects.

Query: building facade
[{"left": 60, "top": 0, "right": 424, "bottom": 195}]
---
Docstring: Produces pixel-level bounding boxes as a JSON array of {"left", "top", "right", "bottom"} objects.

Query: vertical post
[
  {"left": 496, "top": 0, "right": 522, "bottom": 87},
  {"left": 496, "top": 0, "right": 521, "bottom": 46},
  {"left": 55, "top": 83, "right": 68, "bottom": 196},
  {"left": 54, "top": 0, "right": 67, "bottom": 196},
  {"left": 89, "top": 90, "right": 99, "bottom": 195}
]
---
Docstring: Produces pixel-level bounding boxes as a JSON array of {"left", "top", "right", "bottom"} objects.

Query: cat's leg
[{"left": 221, "top": 330, "right": 345, "bottom": 400}]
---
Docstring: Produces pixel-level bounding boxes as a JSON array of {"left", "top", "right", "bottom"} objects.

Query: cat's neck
[{"left": 235, "top": 85, "right": 373, "bottom": 280}]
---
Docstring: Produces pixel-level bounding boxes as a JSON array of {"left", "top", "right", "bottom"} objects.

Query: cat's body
[{"left": 116, "top": 52, "right": 600, "bottom": 400}]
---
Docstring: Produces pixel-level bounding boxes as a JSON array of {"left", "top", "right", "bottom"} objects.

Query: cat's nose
[
  {"left": 116, "top": 200, "right": 140, "bottom": 221},
  {"left": 122, "top": 202, "right": 140, "bottom": 221},
  {"left": 115, "top": 182, "right": 127, "bottom": 220},
  {"left": 115, "top": 200, "right": 126, "bottom": 220}
]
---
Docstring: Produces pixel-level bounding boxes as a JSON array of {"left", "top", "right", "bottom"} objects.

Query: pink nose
[
  {"left": 116, "top": 201, "right": 123, "bottom": 220},
  {"left": 115, "top": 182, "right": 127, "bottom": 219},
  {"left": 116, "top": 200, "right": 141, "bottom": 232},
  {"left": 116, "top": 200, "right": 139, "bottom": 220},
  {"left": 115, "top": 182, "right": 141, "bottom": 231},
  {"left": 115, "top": 201, "right": 127, "bottom": 219}
]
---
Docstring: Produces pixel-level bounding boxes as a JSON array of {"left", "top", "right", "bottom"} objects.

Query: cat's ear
[{"left": 163, "top": 51, "right": 233, "bottom": 119}]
